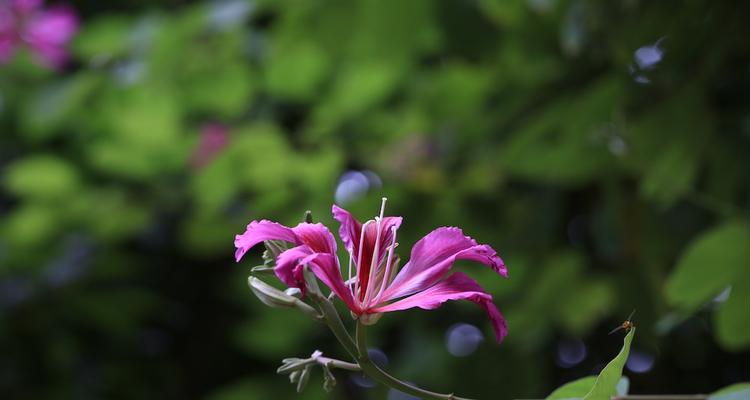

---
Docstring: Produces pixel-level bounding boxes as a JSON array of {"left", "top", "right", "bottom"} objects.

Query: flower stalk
[{"left": 300, "top": 266, "right": 477, "bottom": 399}]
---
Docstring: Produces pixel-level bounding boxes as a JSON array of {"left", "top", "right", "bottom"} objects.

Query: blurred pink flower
[
  {"left": 0, "top": 0, "right": 78, "bottom": 69},
  {"left": 190, "top": 122, "right": 230, "bottom": 168},
  {"left": 235, "top": 199, "right": 509, "bottom": 343}
]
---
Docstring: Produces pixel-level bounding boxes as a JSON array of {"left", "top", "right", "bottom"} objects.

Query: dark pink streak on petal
[
  {"left": 372, "top": 272, "right": 508, "bottom": 343},
  {"left": 384, "top": 227, "right": 506, "bottom": 299},
  {"left": 234, "top": 220, "right": 299, "bottom": 262},
  {"left": 291, "top": 222, "right": 337, "bottom": 255},
  {"left": 356, "top": 216, "right": 401, "bottom": 301},
  {"left": 305, "top": 253, "right": 359, "bottom": 313}
]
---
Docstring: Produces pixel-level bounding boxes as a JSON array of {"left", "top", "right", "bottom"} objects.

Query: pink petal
[
  {"left": 291, "top": 222, "right": 337, "bottom": 255},
  {"left": 26, "top": 6, "right": 78, "bottom": 46},
  {"left": 274, "top": 247, "right": 358, "bottom": 312},
  {"left": 24, "top": 6, "right": 78, "bottom": 68},
  {"left": 0, "top": 37, "right": 16, "bottom": 63},
  {"left": 372, "top": 272, "right": 508, "bottom": 343},
  {"left": 274, "top": 245, "right": 313, "bottom": 288},
  {"left": 332, "top": 205, "right": 359, "bottom": 255},
  {"left": 384, "top": 227, "right": 506, "bottom": 299},
  {"left": 234, "top": 220, "right": 299, "bottom": 262},
  {"left": 12, "top": 0, "right": 42, "bottom": 14},
  {"left": 304, "top": 253, "right": 359, "bottom": 313}
]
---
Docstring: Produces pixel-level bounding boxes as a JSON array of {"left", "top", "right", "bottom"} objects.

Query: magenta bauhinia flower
[
  {"left": 235, "top": 198, "right": 509, "bottom": 342},
  {"left": 0, "top": 0, "right": 78, "bottom": 69}
]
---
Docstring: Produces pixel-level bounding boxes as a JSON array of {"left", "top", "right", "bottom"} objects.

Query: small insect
[{"left": 608, "top": 309, "right": 636, "bottom": 335}]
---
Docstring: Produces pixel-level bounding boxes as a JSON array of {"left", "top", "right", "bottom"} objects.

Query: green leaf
[
  {"left": 547, "top": 376, "right": 629, "bottom": 399},
  {"left": 666, "top": 222, "right": 750, "bottom": 311},
  {"left": 710, "top": 383, "right": 750, "bottom": 400},
  {"left": 21, "top": 74, "right": 100, "bottom": 139},
  {"left": 639, "top": 142, "right": 699, "bottom": 207},
  {"left": 265, "top": 41, "right": 329, "bottom": 100},
  {"left": 547, "top": 376, "right": 597, "bottom": 399},
  {"left": 716, "top": 272, "right": 750, "bottom": 350},
  {"left": 71, "top": 15, "right": 133, "bottom": 59},
  {"left": 583, "top": 327, "right": 635, "bottom": 400},
  {"left": 499, "top": 76, "right": 622, "bottom": 185},
  {"left": 4, "top": 155, "right": 81, "bottom": 200}
]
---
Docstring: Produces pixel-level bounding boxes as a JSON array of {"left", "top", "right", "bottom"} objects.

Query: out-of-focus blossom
[
  {"left": 0, "top": 0, "right": 78, "bottom": 69},
  {"left": 190, "top": 122, "right": 230, "bottom": 169},
  {"left": 235, "top": 198, "right": 509, "bottom": 342}
]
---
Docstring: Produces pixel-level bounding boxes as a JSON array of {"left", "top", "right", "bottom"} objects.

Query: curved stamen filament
[{"left": 372, "top": 224, "right": 398, "bottom": 306}]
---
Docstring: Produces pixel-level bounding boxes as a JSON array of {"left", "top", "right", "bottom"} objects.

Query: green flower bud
[{"left": 248, "top": 277, "right": 298, "bottom": 308}]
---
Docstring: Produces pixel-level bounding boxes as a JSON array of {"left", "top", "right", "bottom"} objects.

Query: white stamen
[
  {"left": 373, "top": 225, "right": 398, "bottom": 305},
  {"left": 363, "top": 198, "right": 388, "bottom": 306}
]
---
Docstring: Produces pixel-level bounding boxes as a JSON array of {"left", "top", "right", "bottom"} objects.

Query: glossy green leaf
[
  {"left": 716, "top": 272, "right": 750, "bottom": 350},
  {"left": 547, "top": 376, "right": 629, "bottom": 399},
  {"left": 666, "top": 222, "right": 750, "bottom": 311},
  {"left": 547, "top": 376, "right": 597, "bottom": 399},
  {"left": 583, "top": 327, "right": 635, "bottom": 400}
]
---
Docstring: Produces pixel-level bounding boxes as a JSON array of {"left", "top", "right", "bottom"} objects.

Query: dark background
[{"left": 1, "top": 0, "right": 750, "bottom": 399}]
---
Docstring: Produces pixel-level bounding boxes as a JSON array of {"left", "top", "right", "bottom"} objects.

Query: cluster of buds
[{"left": 277, "top": 350, "right": 343, "bottom": 393}]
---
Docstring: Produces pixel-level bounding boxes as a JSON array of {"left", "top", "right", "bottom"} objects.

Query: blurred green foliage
[{"left": 1, "top": 0, "right": 749, "bottom": 399}]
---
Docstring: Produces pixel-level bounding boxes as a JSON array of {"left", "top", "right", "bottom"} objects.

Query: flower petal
[
  {"left": 304, "top": 253, "right": 359, "bottom": 313},
  {"left": 292, "top": 222, "right": 337, "bottom": 254},
  {"left": 274, "top": 245, "right": 313, "bottom": 288},
  {"left": 357, "top": 216, "right": 402, "bottom": 298},
  {"left": 234, "top": 220, "right": 299, "bottom": 262},
  {"left": 332, "top": 205, "right": 402, "bottom": 265},
  {"left": 332, "top": 205, "right": 360, "bottom": 255},
  {"left": 25, "top": 6, "right": 78, "bottom": 68},
  {"left": 372, "top": 272, "right": 508, "bottom": 343},
  {"left": 384, "top": 227, "right": 506, "bottom": 299}
]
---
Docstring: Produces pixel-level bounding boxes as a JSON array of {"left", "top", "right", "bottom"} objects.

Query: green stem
[
  {"left": 355, "top": 321, "right": 475, "bottom": 400},
  {"left": 303, "top": 266, "right": 475, "bottom": 399},
  {"left": 302, "top": 267, "right": 360, "bottom": 359}
]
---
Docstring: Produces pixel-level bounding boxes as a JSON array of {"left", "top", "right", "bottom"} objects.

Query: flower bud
[
  {"left": 321, "top": 363, "right": 337, "bottom": 392},
  {"left": 295, "top": 366, "right": 312, "bottom": 393},
  {"left": 262, "top": 240, "right": 288, "bottom": 266},
  {"left": 248, "top": 277, "right": 299, "bottom": 308},
  {"left": 250, "top": 264, "right": 275, "bottom": 276}
]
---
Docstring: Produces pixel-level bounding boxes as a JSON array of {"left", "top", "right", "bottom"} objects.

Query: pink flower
[
  {"left": 190, "top": 123, "right": 230, "bottom": 168},
  {"left": 235, "top": 198, "right": 509, "bottom": 342},
  {"left": 0, "top": 0, "right": 78, "bottom": 69}
]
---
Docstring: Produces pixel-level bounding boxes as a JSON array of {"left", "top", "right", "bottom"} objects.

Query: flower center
[{"left": 350, "top": 197, "right": 399, "bottom": 310}]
